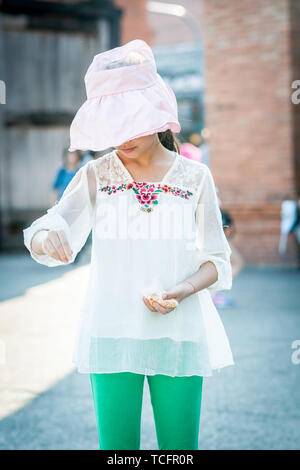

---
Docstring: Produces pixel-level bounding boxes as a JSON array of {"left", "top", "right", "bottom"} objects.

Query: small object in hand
[{"left": 145, "top": 292, "right": 178, "bottom": 309}]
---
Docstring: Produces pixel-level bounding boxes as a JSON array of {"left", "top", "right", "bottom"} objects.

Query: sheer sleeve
[
  {"left": 195, "top": 165, "right": 232, "bottom": 292},
  {"left": 23, "top": 161, "right": 96, "bottom": 267}
]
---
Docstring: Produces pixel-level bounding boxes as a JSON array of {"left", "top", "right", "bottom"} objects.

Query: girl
[{"left": 23, "top": 39, "right": 234, "bottom": 450}]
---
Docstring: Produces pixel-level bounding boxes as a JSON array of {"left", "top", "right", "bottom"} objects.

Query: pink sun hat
[{"left": 68, "top": 39, "right": 181, "bottom": 152}]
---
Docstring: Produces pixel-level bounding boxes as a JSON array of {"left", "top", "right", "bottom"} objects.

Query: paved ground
[{"left": 0, "top": 252, "right": 299, "bottom": 450}]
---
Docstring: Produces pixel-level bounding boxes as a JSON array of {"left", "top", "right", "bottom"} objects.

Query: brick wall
[
  {"left": 115, "top": 0, "right": 299, "bottom": 265},
  {"left": 201, "top": 0, "right": 299, "bottom": 265},
  {"left": 289, "top": 0, "right": 300, "bottom": 196},
  {"left": 114, "top": 0, "right": 154, "bottom": 45}
]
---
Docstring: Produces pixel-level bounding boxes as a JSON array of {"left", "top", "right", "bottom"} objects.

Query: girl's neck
[
  {"left": 116, "top": 146, "right": 175, "bottom": 170},
  {"left": 115, "top": 148, "right": 177, "bottom": 183}
]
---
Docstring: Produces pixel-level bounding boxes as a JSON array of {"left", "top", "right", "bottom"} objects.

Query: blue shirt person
[{"left": 52, "top": 149, "right": 82, "bottom": 202}]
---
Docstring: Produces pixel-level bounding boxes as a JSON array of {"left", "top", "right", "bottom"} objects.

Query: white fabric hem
[{"left": 73, "top": 360, "right": 235, "bottom": 377}]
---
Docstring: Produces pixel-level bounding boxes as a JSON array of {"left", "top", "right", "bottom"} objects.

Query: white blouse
[{"left": 23, "top": 149, "right": 234, "bottom": 377}]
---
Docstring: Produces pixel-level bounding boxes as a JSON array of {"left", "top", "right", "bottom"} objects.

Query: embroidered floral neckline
[{"left": 99, "top": 181, "right": 193, "bottom": 212}]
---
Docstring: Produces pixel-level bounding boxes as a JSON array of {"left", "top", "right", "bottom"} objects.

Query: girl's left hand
[{"left": 142, "top": 282, "right": 193, "bottom": 315}]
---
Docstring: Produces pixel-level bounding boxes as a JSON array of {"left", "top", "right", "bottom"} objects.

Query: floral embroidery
[{"left": 99, "top": 181, "right": 193, "bottom": 212}]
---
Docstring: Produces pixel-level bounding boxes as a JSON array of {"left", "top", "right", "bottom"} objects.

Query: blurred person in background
[
  {"left": 179, "top": 141, "right": 202, "bottom": 163},
  {"left": 50, "top": 148, "right": 82, "bottom": 205},
  {"left": 293, "top": 197, "right": 300, "bottom": 267},
  {"left": 180, "top": 131, "right": 210, "bottom": 167},
  {"left": 198, "top": 137, "right": 210, "bottom": 167},
  {"left": 51, "top": 148, "right": 92, "bottom": 264},
  {"left": 79, "top": 150, "right": 97, "bottom": 168},
  {"left": 279, "top": 196, "right": 300, "bottom": 267},
  {"left": 189, "top": 130, "right": 210, "bottom": 167}
]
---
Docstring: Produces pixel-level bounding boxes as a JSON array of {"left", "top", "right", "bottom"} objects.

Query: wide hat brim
[{"left": 68, "top": 39, "right": 181, "bottom": 152}]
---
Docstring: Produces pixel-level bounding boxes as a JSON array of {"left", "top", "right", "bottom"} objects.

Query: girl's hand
[
  {"left": 142, "top": 282, "right": 193, "bottom": 315},
  {"left": 31, "top": 229, "right": 73, "bottom": 264}
]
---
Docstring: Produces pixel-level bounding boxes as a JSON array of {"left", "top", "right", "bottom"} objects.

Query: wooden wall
[{"left": 0, "top": 1, "right": 122, "bottom": 250}]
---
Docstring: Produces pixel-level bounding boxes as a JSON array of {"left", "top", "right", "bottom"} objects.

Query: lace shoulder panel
[
  {"left": 92, "top": 150, "right": 133, "bottom": 188},
  {"left": 91, "top": 151, "right": 209, "bottom": 198},
  {"left": 168, "top": 154, "right": 208, "bottom": 198},
  {"left": 92, "top": 151, "right": 113, "bottom": 189}
]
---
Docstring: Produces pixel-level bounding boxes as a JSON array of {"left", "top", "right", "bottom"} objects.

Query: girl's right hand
[{"left": 31, "top": 229, "right": 73, "bottom": 263}]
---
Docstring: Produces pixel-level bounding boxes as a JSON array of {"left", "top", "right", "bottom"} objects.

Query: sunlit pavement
[{"left": 0, "top": 253, "right": 299, "bottom": 450}]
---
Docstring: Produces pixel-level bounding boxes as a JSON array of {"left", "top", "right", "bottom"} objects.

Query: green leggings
[{"left": 90, "top": 372, "right": 203, "bottom": 450}]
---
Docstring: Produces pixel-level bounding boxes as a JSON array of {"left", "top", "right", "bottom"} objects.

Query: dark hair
[{"left": 158, "top": 129, "right": 181, "bottom": 153}]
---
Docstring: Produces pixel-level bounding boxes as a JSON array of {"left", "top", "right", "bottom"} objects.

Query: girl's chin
[
  {"left": 118, "top": 147, "right": 139, "bottom": 156},
  {"left": 121, "top": 146, "right": 137, "bottom": 151}
]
